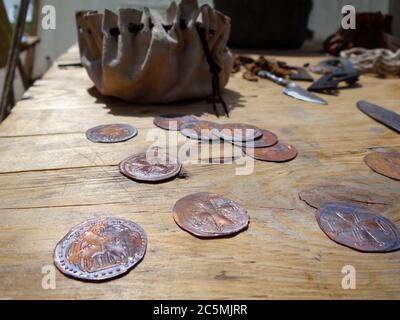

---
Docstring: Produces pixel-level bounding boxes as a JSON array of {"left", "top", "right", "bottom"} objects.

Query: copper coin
[
  {"left": 53, "top": 217, "right": 147, "bottom": 281},
  {"left": 316, "top": 202, "right": 400, "bottom": 252},
  {"left": 364, "top": 152, "right": 400, "bottom": 181},
  {"left": 173, "top": 192, "right": 249, "bottom": 238},
  {"left": 244, "top": 141, "right": 298, "bottom": 162},
  {"left": 119, "top": 151, "right": 182, "bottom": 182},
  {"left": 232, "top": 129, "right": 278, "bottom": 148},
  {"left": 153, "top": 114, "right": 198, "bottom": 131},
  {"left": 299, "top": 185, "right": 394, "bottom": 212},
  {"left": 180, "top": 120, "right": 221, "bottom": 141},
  {"left": 211, "top": 123, "right": 263, "bottom": 142},
  {"left": 86, "top": 124, "right": 138, "bottom": 143}
]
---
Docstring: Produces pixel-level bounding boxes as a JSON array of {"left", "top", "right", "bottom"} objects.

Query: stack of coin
[
  {"left": 180, "top": 120, "right": 221, "bottom": 142},
  {"left": 153, "top": 114, "right": 222, "bottom": 142},
  {"left": 153, "top": 116, "right": 298, "bottom": 162},
  {"left": 211, "top": 123, "right": 263, "bottom": 142},
  {"left": 243, "top": 141, "right": 298, "bottom": 163},
  {"left": 210, "top": 123, "right": 298, "bottom": 163},
  {"left": 153, "top": 114, "right": 199, "bottom": 131}
]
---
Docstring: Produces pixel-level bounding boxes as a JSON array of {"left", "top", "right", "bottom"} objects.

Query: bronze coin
[
  {"left": 211, "top": 123, "right": 263, "bottom": 142},
  {"left": 153, "top": 114, "right": 198, "bottom": 131},
  {"left": 244, "top": 141, "right": 298, "bottom": 162},
  {"left": 119, "top": 151, "right": 182, "bottom": 182},
  {"left": 232, "top": 129, "right": 278, "bottom": 148},
  {"left": 53, "top": 217, "right": 147, "bottom": 281},
  {"left": 316, "top": 202, "right": 400, "bottom": 252},
  {"left": 86, "top": 124, "right": 138, "bottom": 143},
  {"left": 180, "top": 120, "right": 221, "bottom": 142},
  {"left": 299, "top": 185, "right": 394, "bottom": 212},
  {"left": 364, "top": 152, "right": 400, "bottom": 181},
  {"left": 173, "top": 192, "right": 249, "bottom": 238}
]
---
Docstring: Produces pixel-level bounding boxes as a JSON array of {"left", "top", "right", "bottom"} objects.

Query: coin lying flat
[
  {"left": 173, "top": 192, "right": 249, "bottom": 238},
  {"left": 299, "top": 185, "right": 394, "bottom": 212},
  {"left": 86, "top": 124, "right": 138, "bottom": 143},
  {"left": 54, "top": 217, "right": 147, "bottom": 281},
  {"left": 232, "top": 129, "right": 278, "bottom": 148},
  {"left": 316, "top": 202, "right": 400, "bottom": 252},
  {"left": 364, "top": 152, "right": 400, "bottom": 181},
  {"left": 244, "top": 141, "right": 298, "bottom": 162},
  {"left": 211, "top": 123, "right": 263, "bottom": 142},
  {"left": 153, "top": 114, "right": 198, "bottom": 131},
  {"left": 120, "top": 152, "right": 182, "bottom": 182},
  {"left": 180, "top": 120, "right": 220, "bottom": 141}
]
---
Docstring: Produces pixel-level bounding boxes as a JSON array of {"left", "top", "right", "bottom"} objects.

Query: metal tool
[
  {"left": 279, "top": 62, "right": 314, "bottom": 82},
  {"left": 258, "top": 70, "right": 327, "bottom": 105},
  {"left": 308, "top": 58, "right": 360, "bottom": 93},
  {"left": 289, "top": 67, "right": 314, "bottom": 82},
  {"left": 357, "top": 100, "right": 400, "bottom": 133}
]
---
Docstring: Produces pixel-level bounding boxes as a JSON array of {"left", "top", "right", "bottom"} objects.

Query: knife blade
[
  {"left": 357, "top": 100, "right": 400, "bottom": 133},
  {"left": 258, "top": 70, "right": 327, "bottom": 105}
]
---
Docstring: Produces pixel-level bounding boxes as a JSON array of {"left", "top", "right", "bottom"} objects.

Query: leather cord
[{"left": 196, "top": 24, "right": 229, "bottom": 118}]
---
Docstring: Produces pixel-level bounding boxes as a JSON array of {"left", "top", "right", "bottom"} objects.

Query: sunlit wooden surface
[{"left": 0, "top": 45, "right": 399, "bottom": 299}]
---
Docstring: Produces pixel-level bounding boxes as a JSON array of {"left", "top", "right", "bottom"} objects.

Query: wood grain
[{"left": 0, "top": 45, "right": 400, "bottom": 299}]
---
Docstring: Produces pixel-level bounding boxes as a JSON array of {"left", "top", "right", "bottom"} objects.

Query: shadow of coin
[{"left": 173, "top": 221, "right": 250, "bottom": 240}]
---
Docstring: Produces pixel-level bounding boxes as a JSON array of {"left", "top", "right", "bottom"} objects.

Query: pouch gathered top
[{"left": 76, "top": 0, "right": 233, "bottom": 112}]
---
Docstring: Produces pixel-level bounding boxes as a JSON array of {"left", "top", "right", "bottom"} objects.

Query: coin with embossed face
[
  {"left": 316, "top": 202, "right": 400, "bottom": 252},
  {"left": 232, "top": 129, "right": 278, "bottom": 148},
  {"left": 211, "top": 123, "right": 263, "bottom": 142},
  {"left": 53, "top": 217, "right": 147, "bottom": 281},
  {"left": 86, "top": 124, "right": 138, "bottom": 143},
  {"left": 120, "top": 151, "right": 182, "bottom": 182},
  {"left": 364, "top": 152, "right": 400, "bottom": 181},
  {"left": 173, "top": 192, "right": 249, "bottom": 238},
  {"left": 244, "top": 141, "right": 298, "bottom": 162},
  {"left": 180, "top": 120, "right": 221, "bottom": 141},
  {"left": 153, "top": 114, "right": 198, "bottom": 131}
]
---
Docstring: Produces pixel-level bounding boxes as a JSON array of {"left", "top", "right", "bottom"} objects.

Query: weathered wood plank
[
  {"left": 0, "top": 45, "right": 400, "bottom": 299},
  {"left": 0, "top": 108, "right": 399, "bottom": 173},
  {"left": 1, "top": 194, "right": 400, "bottom": 299}
]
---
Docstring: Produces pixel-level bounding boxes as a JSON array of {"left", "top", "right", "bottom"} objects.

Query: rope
[
  {"left": 340, "top": 48, "right": 400, "bottom": 77},
  {"left": 196, "top": 24, "right": 229, "bottom": 118}
]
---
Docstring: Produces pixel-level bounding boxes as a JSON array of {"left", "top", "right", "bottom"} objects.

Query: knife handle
[{"left": 258, "top": 70, "right": 290, "bottom": 86}]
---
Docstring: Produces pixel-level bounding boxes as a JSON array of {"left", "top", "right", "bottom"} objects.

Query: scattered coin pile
[
  {"left": 86, "top": 123, "right": 184, "bottom": 184},
  {"left": 58, "top": 105, "right": 399, "bottom": 282},
  {"left": 154, "top": 114, "right": 298, "bottom": 163}
]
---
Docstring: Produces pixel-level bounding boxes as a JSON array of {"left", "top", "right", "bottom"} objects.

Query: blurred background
[{"left": 1, "top": 0, "right": 400, "bottom": 102}]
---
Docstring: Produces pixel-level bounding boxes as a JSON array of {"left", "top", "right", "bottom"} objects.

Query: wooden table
[{"left": 1, "top": 45, "right": 399, "bottom": 299}]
